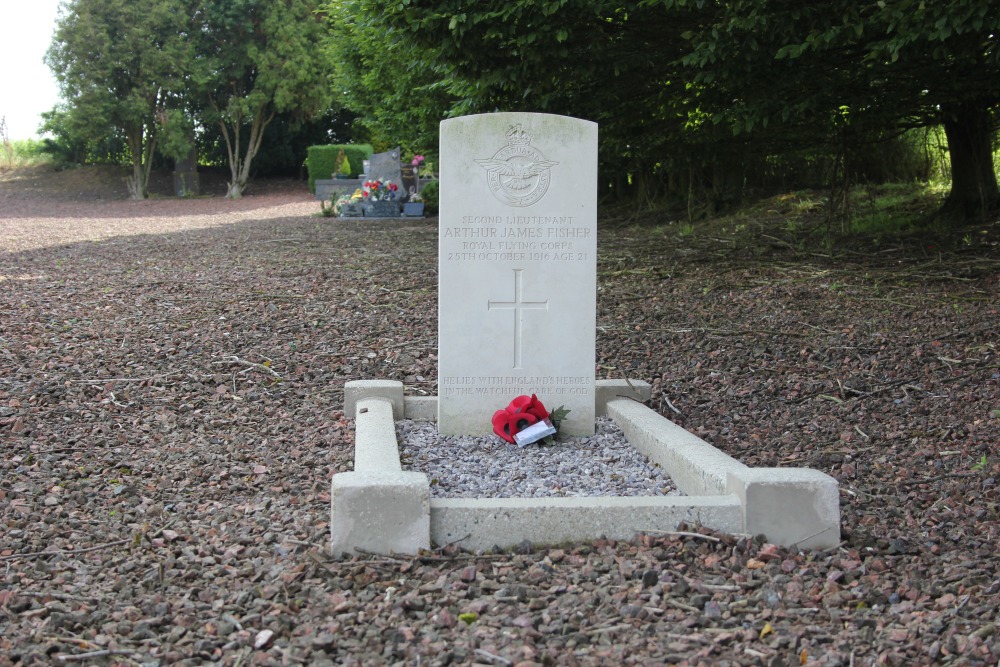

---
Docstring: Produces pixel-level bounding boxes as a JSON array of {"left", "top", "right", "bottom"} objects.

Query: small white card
[{"left": 514, "top": 419, "right": 557, "bottom": 447}]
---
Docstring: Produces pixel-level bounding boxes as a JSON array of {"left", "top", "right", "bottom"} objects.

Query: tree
[
  {"left": 324, "top": 0, "right": 457, "bottom": 154},
  {"left": 193, "top": 0, "right": 332, "bottom": 198},
  {"left": 46, "top": 0, "right": 192, "bottom": 199},
  {"left": 341, "top": 0, "right": 710, "bottom": 201},
  {"left": 349, "top": 0, "right": 1000, "bottom": 217},
  {"left": 666, "top": 0, "right": 1000, "bottom": 221},
  {"left": 38, "top": 106, "right": 131, "bottom": 166}
]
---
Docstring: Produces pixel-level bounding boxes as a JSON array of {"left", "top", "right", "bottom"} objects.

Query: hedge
[{"left": 306, "top": 144, "right": 373, "bottom": 192}]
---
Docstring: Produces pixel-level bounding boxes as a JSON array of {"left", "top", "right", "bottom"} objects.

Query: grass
[
  {"left": 700, "top": 180, "right": 955, "bottom": 243},
  {"left": 848, "top": 182, "right": 947, "bottom": 234},
  {"left": 623, "top": 178, "right": 997, "bottom": 259},
  {"left": 0, "top": 138, "right": 54, "bottom": 171}
]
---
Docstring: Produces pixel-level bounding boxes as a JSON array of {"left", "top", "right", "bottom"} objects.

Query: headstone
[
  {"left": 400, "top": 163, "right": 418, "bottom": 200},
  {"left": 315, "top": 178, "right": 363, "bottom": 202},
  {"left": 367, "top": 147, "right": 403, "bottom": 187},
  {"left": 438, "top": 113, "right": 597, "bottom": 436}
]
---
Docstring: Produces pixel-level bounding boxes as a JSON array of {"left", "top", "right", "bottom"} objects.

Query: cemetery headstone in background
[
  {"left": 438, "top": 113, "right": 598, "bottom": 436},
  {"left": 368, "top": 147, "right": 403, "bottom": 187},
  {"left": 401, "top": 163, "right": 418, "bottom": 200},
  {"left": 363, "top": 147, "right": 404, "bottom": 217}
]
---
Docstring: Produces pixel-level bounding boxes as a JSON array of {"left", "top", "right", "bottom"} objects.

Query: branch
[
  {"left": 643, "top": 530, "right": 722, "bottom": 542},
  {"left": 0, "top": 539, "right": 130, "bottom": 562},
  {"left": 57, "top": 649, "right": 137, "bottom": 663},
  {"left": 212, "top": 355, "right": 281, "bottom": 378}
]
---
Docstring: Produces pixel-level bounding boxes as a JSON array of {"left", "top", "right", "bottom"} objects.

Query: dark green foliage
[
  {"left": 419, "top": 179, "right": 439, "bottom": 215},
  {"left": 342, "top": 0, "right": 708, "bottom": 204},
  {"left": 189, "top": 0, "right": 333, "bottom": 197},
  {"left": 46, "top": 0, "right": 193, "bottom": 198},
  {"left": 342, "top": 0, "right": 999, "bottom": 220},
  {"left": 324, "top": 0, "right": 456, "bottom": 156},
  {"left": 224, "top": 109, "right": 360, "bottom": 179},
  {"left": 38, "top": 106, "right": 130, "bottom": 167},
  {"left": 306, "top": 144, "right": 374, "bottom": 192},
  {"left": 665, "top": 0, "right": 1000, "bottom": 220}
]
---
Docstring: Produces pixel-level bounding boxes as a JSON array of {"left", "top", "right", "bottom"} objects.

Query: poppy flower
[
  {"left": 508, "top": 394, "right": 549, "bottom": 421},
  {"left": 492, "top": 409, "right": 539, "bottom": 443},
  {"left": 491, "top": 394, "right": 549, "bottom": 443}
]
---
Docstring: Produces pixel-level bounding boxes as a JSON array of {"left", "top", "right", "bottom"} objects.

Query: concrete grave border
[{"left": 332, "top": 380, "right": 840, "bottom": 555}]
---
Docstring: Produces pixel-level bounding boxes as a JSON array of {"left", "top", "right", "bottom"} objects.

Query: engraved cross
[{"left": 488, "top": 269, "right": 548, "bottom": 369}]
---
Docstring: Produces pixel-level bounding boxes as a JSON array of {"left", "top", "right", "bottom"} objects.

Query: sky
[{"left": 0, "top": 0, "right": 62, "bottom": 141}]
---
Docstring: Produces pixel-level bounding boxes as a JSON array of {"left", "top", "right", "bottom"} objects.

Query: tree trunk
[
  {"left": 940, "top": 101, "right": 1000, "bottom": 221},
  {"left": 126, "top": 161, "right": 145, "bottom": 200},
  {"left": 125, "top": 127, "right": 147, "bottom": 200},
  {"left": 225, "top": 107, "right": 275, "bottom": 199},
  {"left": 223, "top": 122, "right": 243, "bottom": 199},
  {"left": 711, "top": 152, "right": 745, "bottom": 214}
]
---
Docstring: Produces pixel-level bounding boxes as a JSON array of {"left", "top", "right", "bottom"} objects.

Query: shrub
[
  {"left": 420, "top": 179, "right": 439, "bottom": 215},
  {"left": 338, "top": 156, "right": 352, "bottom": 176},
  {"left": 306, "top": 144, "right": 372, "bottom": 192}
]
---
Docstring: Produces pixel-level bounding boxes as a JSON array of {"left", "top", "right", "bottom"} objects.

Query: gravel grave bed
[
  {"left": 397, "top": 417, "right": 681, "bottom": 498},
  {"left": 1, "top": 166, "right": 998, "bottom": 666}
]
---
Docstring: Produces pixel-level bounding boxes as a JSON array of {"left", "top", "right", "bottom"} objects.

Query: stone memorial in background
[
  {"left": 367, "top": 147, "right": 403, "bottom": 186},
  {"left": 401, "top": 163, "right": 418, "bottom": 200},
  {"left": 438, "top": 113, "right": 598, "bottom": 436}
]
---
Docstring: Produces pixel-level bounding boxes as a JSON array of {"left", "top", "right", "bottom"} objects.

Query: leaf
[
  {"left": 458, "top": 612, "right": 478, "bottom": 625},
  {"left": 549, "top": 405, "right": 571, "bottom": 428},
  {"left": 759, "top": 621, "right": 774, "bottom": 640}
]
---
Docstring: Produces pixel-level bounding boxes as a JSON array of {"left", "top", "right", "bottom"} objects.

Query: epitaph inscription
[{"left": 439, "top": 113, "right": 598, "bottom": 436}]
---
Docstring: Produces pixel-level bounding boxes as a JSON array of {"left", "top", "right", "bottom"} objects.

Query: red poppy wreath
[{"left": 491, "top": 394, "right": 569, "bottom": 445}]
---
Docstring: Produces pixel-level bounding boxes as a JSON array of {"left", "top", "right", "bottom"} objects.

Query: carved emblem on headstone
[{"left": 476, "top": 125, "right": 558, "bottom": 207}]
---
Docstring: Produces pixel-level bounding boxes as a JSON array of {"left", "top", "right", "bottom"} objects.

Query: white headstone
[{"left": 438, "top": 113, "right": 597, "bottom": 436}]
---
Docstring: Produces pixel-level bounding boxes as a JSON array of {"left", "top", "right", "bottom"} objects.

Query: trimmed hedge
[{"left": 306, "top": 144, "right": 373, "bottom": 192}]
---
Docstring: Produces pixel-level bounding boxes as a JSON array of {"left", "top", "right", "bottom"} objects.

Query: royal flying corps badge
[{"left": 476, "top": 124, "right": 559, "bottom": 207}]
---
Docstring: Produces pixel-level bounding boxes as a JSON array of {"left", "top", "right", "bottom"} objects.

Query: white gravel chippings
[{"left": 397, "top": 417, "right": 682, "bottom": 498}]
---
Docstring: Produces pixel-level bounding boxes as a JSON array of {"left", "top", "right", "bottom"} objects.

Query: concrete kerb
[
  {"left": 330, "top": 471, "right": 430, "bottom": 556},
  {"left": 728, "top": 467, "right": 840, "bottom": 550},
  {"left": 345, "top": 379, "right": 405, "bottom": 420},
  {"left": 332, "top": 381, "right": 430, "bottom": 555},
  {"left": 331, "top": 379, "right": 841, "bottom": 555}
]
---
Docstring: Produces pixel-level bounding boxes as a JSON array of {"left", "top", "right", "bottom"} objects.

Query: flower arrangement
[
  {"left": 492, "top": 394, "right": 569, "bottom": 446},
  {"left": 333, "top": 188, "right": 364, "bottom": 215},
  {"left": 363, "top": 178, "right": 399, "bottom": 201},
  {"left": 409, "top": 153, "right": 436, "bottom": 179}
]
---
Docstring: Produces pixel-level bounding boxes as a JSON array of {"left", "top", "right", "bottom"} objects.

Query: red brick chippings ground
[{"left": 1, "top": 165, "right": 998, "bottom": 666}]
